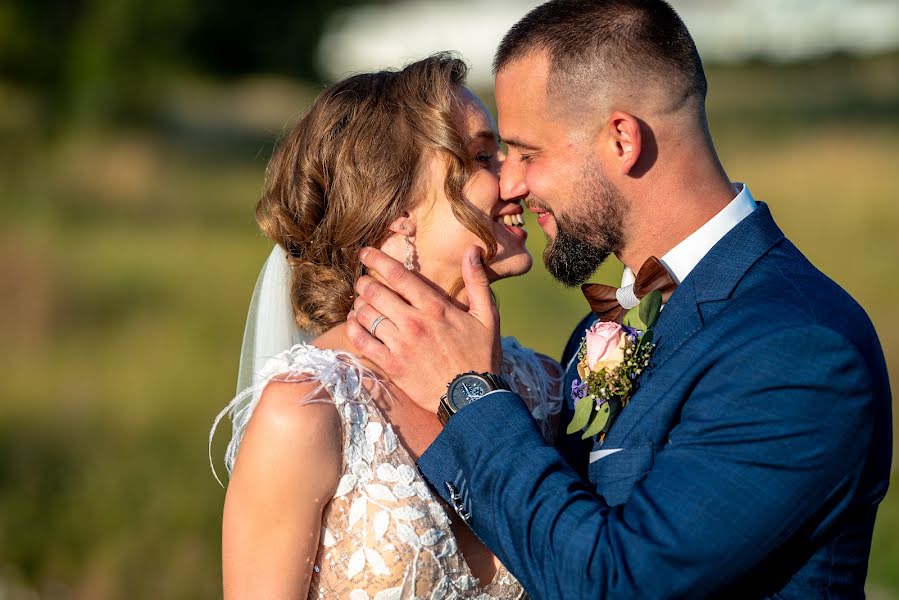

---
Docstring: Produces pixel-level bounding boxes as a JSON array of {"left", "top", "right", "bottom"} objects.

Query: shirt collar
[{"left": 621, "top": 183, "right": 757, "bottom": 287}]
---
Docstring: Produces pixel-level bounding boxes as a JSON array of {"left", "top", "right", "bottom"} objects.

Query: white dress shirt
[{"left": 621, "top": 183, "right": 757, "bottom": 288}]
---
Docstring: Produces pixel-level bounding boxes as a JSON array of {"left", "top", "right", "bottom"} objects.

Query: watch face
[{"left": 448, "top": 374, "right": 492, "bottom": 411}]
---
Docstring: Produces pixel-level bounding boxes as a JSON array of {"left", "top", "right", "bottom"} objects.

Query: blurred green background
[{"left": 0, "top": 1, "right": 896, "bottom": 598}]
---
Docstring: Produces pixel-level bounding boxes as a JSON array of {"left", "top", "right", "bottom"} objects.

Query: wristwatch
[{"left": 437, "top": 371, "right": 511, "bottom": 425}]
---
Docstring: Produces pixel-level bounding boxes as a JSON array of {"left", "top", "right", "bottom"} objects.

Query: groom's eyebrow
[{"left": 499, "top": 136, "right": 540, "bottom": 151}]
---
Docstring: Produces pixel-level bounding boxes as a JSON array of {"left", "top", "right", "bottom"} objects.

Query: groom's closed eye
[{"left": 500, "top": 139, "right": 541, "bottom": 164}]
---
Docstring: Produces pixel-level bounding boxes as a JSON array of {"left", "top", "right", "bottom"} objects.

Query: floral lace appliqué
[{"left": 215, "top": 339, "right": 561, "bottom": 599}]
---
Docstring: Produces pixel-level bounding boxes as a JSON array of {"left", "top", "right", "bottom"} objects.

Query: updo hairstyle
[{"left": 256, "top": 53, "right": 498, "bottom": 335}]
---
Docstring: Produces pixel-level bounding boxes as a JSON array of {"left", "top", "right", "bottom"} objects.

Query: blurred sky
[{"left": 318, "top": 0, "right": 899, "bottom": 86}]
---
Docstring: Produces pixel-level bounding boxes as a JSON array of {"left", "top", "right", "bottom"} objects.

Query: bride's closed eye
[
  {"left": 475, "top": 152, "right": 494, "bottom": 166},
  {"left": 467, "top": 129, "right": 500, "bottom": 170}
]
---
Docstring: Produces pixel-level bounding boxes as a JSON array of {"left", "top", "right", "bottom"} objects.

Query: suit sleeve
[{"left": 417, "top": 325, "right": 877, "bottom": 599}]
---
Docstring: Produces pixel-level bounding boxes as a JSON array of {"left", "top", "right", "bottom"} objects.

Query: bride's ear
[{"left": 388, "top": 213, "right": 416, "bottom": 237}]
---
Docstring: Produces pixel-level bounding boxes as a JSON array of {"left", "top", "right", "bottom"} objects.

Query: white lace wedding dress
[{"left": 214, "top": 337, "right": 562, "bottom": 600}]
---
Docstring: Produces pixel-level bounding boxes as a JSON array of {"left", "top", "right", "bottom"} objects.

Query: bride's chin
[{"left": 488, "top": 254, "right": 533, "bottom": 281}]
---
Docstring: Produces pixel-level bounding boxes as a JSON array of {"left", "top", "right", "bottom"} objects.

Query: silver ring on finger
[{"left": 369, "top": 315, "right": 388, "bottom": 337}]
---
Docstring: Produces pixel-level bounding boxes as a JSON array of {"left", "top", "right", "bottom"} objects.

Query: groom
[{"left": 348, "top": 0, "right": 892, "bottom": 597}]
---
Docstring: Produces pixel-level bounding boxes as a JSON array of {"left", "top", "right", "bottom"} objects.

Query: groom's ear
[{"left": 605, "top": 111, "right": 642, "bottom": 176}]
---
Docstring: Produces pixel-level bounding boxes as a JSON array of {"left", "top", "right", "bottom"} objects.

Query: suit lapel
[
  {"left": 691, "top": 203, "right": 785, "bottom": 305},
  {"left": 646, "top": 275, "right": 703, "bottom": 368},
  {"left": 602, "top": 203, "right": 785, "bottom": 446}
]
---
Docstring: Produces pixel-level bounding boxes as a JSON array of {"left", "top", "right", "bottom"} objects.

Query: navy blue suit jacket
[{"left": 418, "top": 204, "right": 892, "bottom": 599}]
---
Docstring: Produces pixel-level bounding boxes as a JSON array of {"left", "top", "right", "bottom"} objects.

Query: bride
[{"left": 211, "top": 54, "right": 562, "bottom": 599}]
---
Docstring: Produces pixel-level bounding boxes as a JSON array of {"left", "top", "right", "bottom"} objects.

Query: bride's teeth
[{"left": 497, "top": 213, "right": 525, "bottom": 227}]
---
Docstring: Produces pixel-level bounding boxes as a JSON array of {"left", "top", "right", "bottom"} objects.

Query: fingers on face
[
  {"left": 359, "top": 248, "right": 439, "bottom": 306},
  {"left": 462, "top": 247, "right": 496, "bottom": 317},
  {"left": 359, "top": 247, "right": 400, "bottom": 275},
  {"left": 356, "top": 276, "right": 410, "bottom": 319}
]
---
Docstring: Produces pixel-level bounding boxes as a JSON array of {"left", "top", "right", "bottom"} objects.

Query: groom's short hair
[{"left": 494, "top": 0, "right": 707, "bottom": 116}]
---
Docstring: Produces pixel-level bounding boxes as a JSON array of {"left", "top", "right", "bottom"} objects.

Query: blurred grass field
[{"left": 1, "top": 54, "right": 897, "bottom": 598}]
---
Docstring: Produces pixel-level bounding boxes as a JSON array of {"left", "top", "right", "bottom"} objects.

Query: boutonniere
[{"left": 566, "top": 290, "right": 663, "bottom": 441}]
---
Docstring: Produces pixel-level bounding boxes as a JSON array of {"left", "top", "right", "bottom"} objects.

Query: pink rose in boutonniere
[
  {"left": 585, "top": 321, "right": 636, "bottom": 373},
  {"left": 567, "top": 291, "right": 663, "bottom": 441}
]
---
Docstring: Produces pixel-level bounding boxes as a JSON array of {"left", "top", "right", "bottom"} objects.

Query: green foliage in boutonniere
[{"left": 566, "top": 291, "right": 663, "bottom": 440}]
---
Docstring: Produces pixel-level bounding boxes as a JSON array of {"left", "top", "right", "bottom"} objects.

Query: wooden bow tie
[{"left": 581, "top": 256, "right": 678, "bottom": 323}]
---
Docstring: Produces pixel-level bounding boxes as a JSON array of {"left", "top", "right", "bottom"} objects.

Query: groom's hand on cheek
[{"left": 347, "top": 246, "right": 502, "bottom": 415}]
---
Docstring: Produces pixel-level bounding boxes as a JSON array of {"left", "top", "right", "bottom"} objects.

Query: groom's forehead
[
  {"left": 494, "top": 56, "right": 551, "bottom": 114},
  {"left": 495, "top": 61, "right": 577, "bottom": 143}
]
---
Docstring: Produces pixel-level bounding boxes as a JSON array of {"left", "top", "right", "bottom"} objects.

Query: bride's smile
[{"left": 389, "top": 85, "right": 533, "bottom": 300}]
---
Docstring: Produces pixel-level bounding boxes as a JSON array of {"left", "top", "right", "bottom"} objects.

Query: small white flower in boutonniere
[{"left": 566, "top": 290, "right": 663, "bottom": 442}]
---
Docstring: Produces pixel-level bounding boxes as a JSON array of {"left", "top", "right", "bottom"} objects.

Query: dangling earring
[{"left": 404, "top": 235, "right": 415, "bottom": 271}]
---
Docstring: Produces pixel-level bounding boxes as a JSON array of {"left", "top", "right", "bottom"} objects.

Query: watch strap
[
  {"left": 484, "top": 372, "right": 510, "bottom": 391},
  {"left": 437, "top": 398, "right": 452, "bottom": 425}
]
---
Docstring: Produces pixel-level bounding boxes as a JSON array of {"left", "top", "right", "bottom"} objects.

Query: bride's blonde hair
[{"left": 256, "top": 53, "right": 498, "bottom": 335}]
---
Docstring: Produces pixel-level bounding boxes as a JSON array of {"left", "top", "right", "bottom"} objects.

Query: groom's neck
[{"left": 617, "top": 145, "right": 734, "bottom": 273}]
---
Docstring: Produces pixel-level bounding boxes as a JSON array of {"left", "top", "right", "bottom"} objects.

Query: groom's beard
[{"left": 543, "top": 171, "right": 625, "bottom": 287}]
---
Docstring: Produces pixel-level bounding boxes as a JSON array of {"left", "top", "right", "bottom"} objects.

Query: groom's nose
[{"left": 499, "top": 155, "right": 528, "bottom": 202}]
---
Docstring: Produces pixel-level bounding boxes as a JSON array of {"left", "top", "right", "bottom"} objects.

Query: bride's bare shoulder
[
  {"left": 222, "top": 378, "right": 343, "bottom": 597},
  {"left": 230, "top": 377, "right": 343, "bottom": 495}
]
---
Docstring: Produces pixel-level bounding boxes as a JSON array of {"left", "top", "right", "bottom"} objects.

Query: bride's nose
[{"left": 489, "top": 152, "right": 504, "bottom": 178}]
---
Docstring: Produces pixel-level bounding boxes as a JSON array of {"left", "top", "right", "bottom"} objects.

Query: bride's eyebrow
[{"left": 468, "top": 130, "right": 498, "bottom": 144}]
